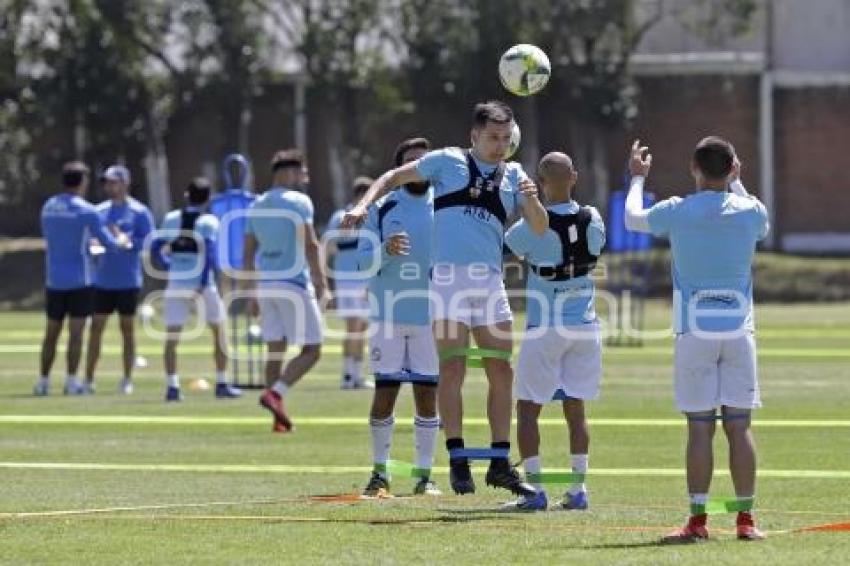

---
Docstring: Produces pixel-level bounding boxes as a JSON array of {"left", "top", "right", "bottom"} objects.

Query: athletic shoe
[
  {"left": 341, "top": 375, "right": 373, "bottom": 390},
  {"left": 485, "top": 459, "right": 538, "bottom": 497},
  {"left": 449, "top": 458, "right": 476, "bottom": 495},
  {"left": 32, "top": 381, "right": 49, "bottom": 396},
  {"left": 502, "top": 490, "right": 548, "bottom": 511},
  {"left": 736, "top": 512, "right": 766, "bottom": 541},
  {"left": 413, "top": 478, "right": 441, "bottom": 496},
  {"left": 560, "top": 490, "right": 588, "bottom": 510},
  {"left": 259, "top": 389, "right": 292, "bottom": 431},
  {"left": 117, "top": 378, "right": 134, "bottom": 395},
  {"left": 362, "top": 472, "right": 390, "bottom": 497},
  {"left": 660, "top": 515, "right": 709, "bottom": 544},
  {"left": 165, "top": 386, "right": 183, "bottom": 402},
  {"left": 78, "top": 381, "right": 95, "bottom": 395},
  {"left": 63, "top": 379, "right": 85, "bottom": 395},
  {"left": 215, "top": 382, "right": 243, "bottom": 398}
]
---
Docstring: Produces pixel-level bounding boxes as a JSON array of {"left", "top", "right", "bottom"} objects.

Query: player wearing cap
[{"left": 83, "top": 165, "right": 154, "bottom": 395}]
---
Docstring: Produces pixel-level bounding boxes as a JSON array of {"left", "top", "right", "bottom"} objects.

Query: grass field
[{"left": 1, "top": 301, "right": 849, "bottom": 564}]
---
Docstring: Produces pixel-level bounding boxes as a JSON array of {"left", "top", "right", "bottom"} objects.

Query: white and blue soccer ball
[{"left": 498, "top": 44, "right": 551, "bottom": 97}]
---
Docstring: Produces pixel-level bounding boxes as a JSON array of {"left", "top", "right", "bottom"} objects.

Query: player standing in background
[
  {"left": 504, "top": 152, "right": 605, "bottom": 511},
  {"left": 244, "top": 150, "right": 328, "bottom": 433},
  {"left": 84, "top": 165, "right": 154, "bottom": 395},
  {"left": 326, "top": 179, "right": 373, "bottom": 390},
  {"left": 152, "top": 177, "right": 242, "bottom": 402},
  {"left": 356, "top": 137, "right": 441, "bottom": 497},
  {"left": 36, "top": 161, "right": 131, "bottom": 396},
  {"left": 342, "top": 101, "right": 547, "bottom": 498},
  {"left": 625, "top": 138, "right": 768, "bottom": 542}
]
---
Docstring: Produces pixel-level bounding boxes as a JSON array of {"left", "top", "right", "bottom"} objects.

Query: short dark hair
[
  {"left": 62, "top": 161, "right": 90, "bottom": 188},
  {"left": 271, "top": 149, "right": 305, "bottom": 172},
  {"left": 693, "top": 136, "right": 735, "bottom": 180},
  {"left": 393, "top": 137, "right": 431, "bottom": 167},
  {"left": 472, "top": 101, "right": 513, "bottom": 129},
  {"left": 187, "top": 177, "right": 211, "bottom": 205}
]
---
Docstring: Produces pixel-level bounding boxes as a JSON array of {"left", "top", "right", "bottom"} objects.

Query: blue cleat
[
  {"left": 560, "top": 490, "right": 588, "bottom": 510},
  {"left": 165, "top": 386, "right": 183, "bottom": 402},
  {"left": 215, "top": 383, "right": 242, "bottom": 398},
  {"left": 502, "top": 490, "right": 548, "bottom": 512}
]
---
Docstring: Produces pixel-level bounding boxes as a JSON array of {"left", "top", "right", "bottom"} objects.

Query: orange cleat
[
  {"left": 259, "top": 389, "right": 293, "bottom": 432},
  {"left": 736, "top": 512, "right": 766, "bottom": 541},
  {"left": 661, "top": 515, "right": 709, "bottom": 544}
]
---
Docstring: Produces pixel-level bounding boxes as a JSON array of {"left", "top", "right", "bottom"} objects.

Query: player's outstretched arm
[
  {"left": 341, "top": 162, "right": 424, "bottom": 228},
  {"left": 625, "top": 139, "right": 653, "bottom": 234}
]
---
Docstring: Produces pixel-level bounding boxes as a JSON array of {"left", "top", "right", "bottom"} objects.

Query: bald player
[{"left": 503, "top": 152, "right": 605, "bottom": 511}]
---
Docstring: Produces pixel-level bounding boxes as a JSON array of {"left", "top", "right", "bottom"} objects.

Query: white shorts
[
  {"left": 429, "top": 264, "right": 512, "bottom": 328},
  {"left": 334, "top": 280, "right": 369, "bottom": 319},
  {"left": 674, "top": 332, "right": 760, "bottom": 412},
  {"left": 369, "top": 322, "right": 438, "bottom": 384},
  {"left": 163, "top": 286, "right": 225, "bottom": 327},
  {"left": 257, "top": 281, "right": 323, "bottom": 345},
  {"left": 515, "top": 325, "right": 602, "bottom": 404}
]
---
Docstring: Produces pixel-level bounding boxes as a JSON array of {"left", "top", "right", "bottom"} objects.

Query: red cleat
[
  {"left": 259, "top": 389, "right": 293, "bottom": 432},
  {"left": 736, "top": 512, "right": 766, "bottom": 541},
  {"left": 661, "top": 515, "right": 709, "bottom": 544}
]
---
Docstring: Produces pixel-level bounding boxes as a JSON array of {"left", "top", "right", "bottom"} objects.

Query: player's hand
[
  {"left": 340, "top": 207, "right": 367, "bottom": 229},
  {"left": 629, "top": 139, "right": 652, "bottom": 177},
  {"left": 385, "top": 233, "right": 410, "bottom": 256},
  {"left": 731, "top": 156, "right": 742, "bottom": 181},
  {"left": 519, "top": 178, "right": 539, "bottom": 200}
]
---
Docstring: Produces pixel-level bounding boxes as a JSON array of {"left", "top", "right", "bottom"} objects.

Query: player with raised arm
[
  {"left": 342, "top": 101, "right": 547, "bottom": 497},
  {"left": 625, "top": 138, "right": 768, "bottom": 543},
  {"left": 504, "top": 152, "right": 605, "bottom": 511}
]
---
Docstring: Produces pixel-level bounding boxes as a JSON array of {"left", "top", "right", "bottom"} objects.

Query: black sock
[
  {"left": 491, "top": 441, "right": 510, "bottom": 464},
  {"left": 446, "top": 437, "right": 464, "bottom": 458}
]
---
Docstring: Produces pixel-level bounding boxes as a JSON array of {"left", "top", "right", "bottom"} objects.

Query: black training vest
[
  {"left": 433, "top": 151, "right": 508, "bottom": 226},
  {"left": 530, "top": 207, "right": 598, "bottom": 281},
  {"left": 170, "top": 209, "right": 202, "bottom": 253}
]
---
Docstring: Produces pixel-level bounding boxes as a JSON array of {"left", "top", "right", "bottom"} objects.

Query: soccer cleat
[
  {"left": 340, "top": 374, "right": 355, "bottom": 390},
  {"left": 736, "top": 512, "right": 766, "bottom": 541},
  {"left": 215, "top": 382, "right": 243, "bottom": 398},
  {"left": 362, "top": 472, "right": 390, "bottom": 497},
  {"left": 485, "top": 459, "right": 538, "bottom": 497},
  {"left": 449, "top": 458, "right": 476, "bottom": 495},
  {"left": 413, "top": 478, "right": 442, "bottom": 496},
  {"left": 353, "top": 379, "right": 375, "bottom": 389},
  {"left": 341, "top": 375, "right": 374, "bottom": 390},
  {"left": 78, "top": 382, "right": 96, "bottom": 395},
  {"left": 560, "top": 490, "right": 588, "bottom": 510},
  {"left": 259, "top": 389, "right": 293, "bottom": 431},
  {"left": 118, "top": 378, "right": 134, "bottom": 395},
  {"left": 660, "top": 515, "right": 709, "bottom": 544},
  {"left": 502, "top": 490, "right": 548, "bottom": 512},
  {"left": 32, "top": 381, "right": 49, "bottom": 397},
  {"left": 63, "top": 379, "right": 85, "bottom": 396},
  {"left": 165, "top": 386, "right": 183, "bottom": 402}
]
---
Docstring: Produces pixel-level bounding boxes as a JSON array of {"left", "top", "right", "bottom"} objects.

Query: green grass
[{"left": 1, "top": 301, "right": 849, "bottom": 564}]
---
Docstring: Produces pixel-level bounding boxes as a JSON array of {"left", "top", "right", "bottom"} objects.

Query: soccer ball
[
  {"left": 499, "top": 44, "right": 551, "bottom": 97},
  {"left": 504, "top": 121, "right": 521, "bottom": 160}
]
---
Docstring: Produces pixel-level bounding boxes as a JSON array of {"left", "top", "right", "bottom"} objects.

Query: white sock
[
  {"left": 413, "top": 415, "right": 440, "bottom": 472},
  {"left": 523, "top": 455, "right": 542, "bottom": 490},
  {"left": 215, "top": 371, "right": 227, "bottom": 384},
  {"left": 569, "top": 453, "right": 588, "bottom": 495},
  {"left": 271, "top": 380, "right": 288, "bottom": 397},
  {"left": 38, "top": 376, "right": 49, "bottom": 386},
  {"left": 351, "top": 358, "right": 362, "bottom": 381},
  {"left": 166, "top": 374, "right": 180, "bottom": 388},
  {"left": 122, "top": 376, "right": 131, "bottom": 382},
  {"left": 370, "top": 415, "right": 395, "bottom": 477},
  {"left": 343, "top": 356, "right": 353, "bottom": 380}
]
